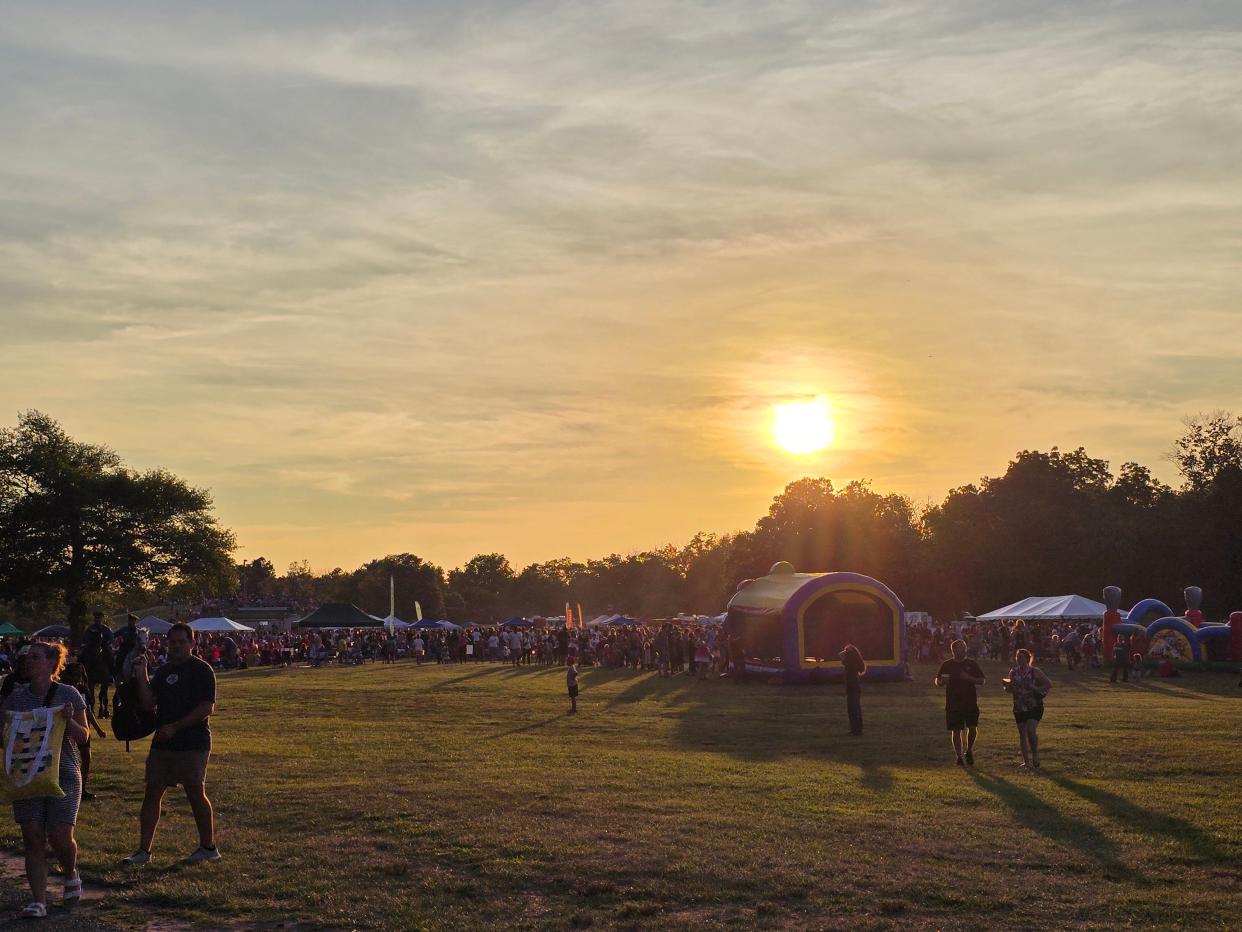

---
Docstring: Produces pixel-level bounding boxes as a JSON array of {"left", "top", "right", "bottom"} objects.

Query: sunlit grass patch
[{"left": 2, "top": 659, "right": 1235, "bottom": 929}]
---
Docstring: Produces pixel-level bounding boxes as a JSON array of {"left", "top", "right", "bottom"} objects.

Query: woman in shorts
[
  {"left": 2, "top": 642, "right": 90, "bottom": 918},
  {"left": 1003, "top": 648, "right": 1052, "bottom": 770}
]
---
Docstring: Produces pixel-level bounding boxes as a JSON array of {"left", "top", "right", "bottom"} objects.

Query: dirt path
[{"left": 0, "top": 849, "right": 118, "bottom": 930}]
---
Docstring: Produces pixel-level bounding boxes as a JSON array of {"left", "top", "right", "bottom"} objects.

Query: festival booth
[
  {"left": 976, "top": 595, "right": 1114, "bottom": 624},
  {"left": 411, "top": 619, "right": 462, "bottom": 631},
  {"left": 725, "top": 562, "right": 906, "bottom": 683},
  {"left": 189, "top": 616, "right": 255, "bottom": 633},
  {"left": 134, "top": 615, "right": 173, "bottom": 635},
  {"left": 293, "top": 603, "right": 386, "bottom": 630}
]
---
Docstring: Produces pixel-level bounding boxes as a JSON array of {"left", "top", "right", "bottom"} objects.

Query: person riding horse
[{"left": 79, "top": 611, "right": 115, "bottom": 719}]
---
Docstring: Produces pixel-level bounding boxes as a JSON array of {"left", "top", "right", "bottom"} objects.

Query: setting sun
[{"left": 772, "top": 396, "right": 835, "bottom": 455}]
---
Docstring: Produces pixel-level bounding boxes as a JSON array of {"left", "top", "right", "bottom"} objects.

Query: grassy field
[{"left": 2, "top": 658, "right": 1239, "bottom": 930}]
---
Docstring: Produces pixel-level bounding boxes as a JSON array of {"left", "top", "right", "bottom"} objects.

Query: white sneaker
[
  {"left": 121, "top": 849, "right": 150, "bottom": 867},
  {"left": 187, "top": 846, "right": 221, "bottom": 863},
  {"left": 20, "top": 901, "right": 47, "bottom": 919},
  {"left": 63, "top": 872, "right": 82, "bottom": 904}
]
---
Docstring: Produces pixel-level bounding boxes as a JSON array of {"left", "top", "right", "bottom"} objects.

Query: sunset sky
[{"left": 3, "top": 2, "right": 1240, "bottom": 574}]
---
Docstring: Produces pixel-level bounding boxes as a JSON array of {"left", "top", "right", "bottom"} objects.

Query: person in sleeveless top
[{"left": 2, "top": 641, "right": 90, "bottom": 918}]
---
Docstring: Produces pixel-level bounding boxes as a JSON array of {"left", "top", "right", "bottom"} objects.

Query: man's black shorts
[{"left": 946, "top": 708, "right": 979, "bottom": 731}]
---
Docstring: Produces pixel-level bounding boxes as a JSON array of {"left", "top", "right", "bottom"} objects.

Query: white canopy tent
[
  {"left": 138, "top": 615, "right": 174, "bottom": 634},
  {"left": 189, "top": 616, "right": 256, "bottom": 633},
  {"left": 976, "top": 595, "right": 1122, "bottom": 623}
]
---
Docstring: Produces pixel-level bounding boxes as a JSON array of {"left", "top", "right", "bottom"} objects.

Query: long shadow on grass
[
  {"left": 487, "top": 715, "right": 565, "bottom": 739},
  {"left": 603, "top": 673, "right": 915, "bottom": 792},
  {"left": 1125, "top": 677, "right": 1235, "bottom": 700},
  {"left": 426, "top": 666, "right": 509, "bottom": 690},
  {"left": 967, "top": 771, "right": 1137, "bottom": 881},
  {"left": 1047, "top": 774, "right": 1230, "bottom": 864}
]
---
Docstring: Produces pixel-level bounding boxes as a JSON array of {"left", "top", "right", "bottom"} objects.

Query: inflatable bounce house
[
  {"left": 1103, "top": 585, "right": 1242, "bottom": 665},
  {"left": 724, "top": 561, "right": 906, "bottom": 682}
]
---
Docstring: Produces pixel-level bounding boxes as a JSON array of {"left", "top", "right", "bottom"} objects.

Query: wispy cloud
[{"left": 3, "top": 1, "right": 1240, "bottom": 570}]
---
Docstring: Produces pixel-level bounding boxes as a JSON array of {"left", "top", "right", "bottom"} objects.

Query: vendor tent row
[
  {"left": 292, "top": 603, "right": 461, "bottom": 630},
  {"left": 30, "top": 615, "right": 254, "bottom": 638}
]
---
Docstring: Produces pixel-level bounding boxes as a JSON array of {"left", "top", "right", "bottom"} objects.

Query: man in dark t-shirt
[
  {"left": 936, "top": 639, "right": 986, "bottom": 767},
  {"left": 122, "top": 623, "right": 219, "bottom": 867}
]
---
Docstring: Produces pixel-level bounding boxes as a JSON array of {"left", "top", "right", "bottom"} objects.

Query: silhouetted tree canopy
[
  {"left": 6, "top": 411, "right": 1241, "bottom": 628},
  {"left": 0, "top": 411, "right": 236, "bottom": 641}
]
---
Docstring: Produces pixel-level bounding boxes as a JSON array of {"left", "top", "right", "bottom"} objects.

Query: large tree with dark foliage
[{"left": 0, "top": 411, "right": 236, "bottom": 642}]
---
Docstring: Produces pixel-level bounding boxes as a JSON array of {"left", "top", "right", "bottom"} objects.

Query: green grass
[{"left": 6, "top": 660, "right": 1241, "bottom": 930}]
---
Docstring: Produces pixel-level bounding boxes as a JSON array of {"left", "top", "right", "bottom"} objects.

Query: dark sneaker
[{"left": 187, "top": 846, "right": 221, "bottom": 863}]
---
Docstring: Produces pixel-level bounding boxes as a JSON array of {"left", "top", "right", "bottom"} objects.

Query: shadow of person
[
  {"left": 487, "top": 716, "right": 564, "bottom": 740},
  {"left": 968, "top": 771, "right": 1136, "bottom": 881},
  {"left": 1047, "top": 774, "right": 1229, "bottom": 864},
  {"left": 427, "top": 666, "right": 507, "bottom": 690}
]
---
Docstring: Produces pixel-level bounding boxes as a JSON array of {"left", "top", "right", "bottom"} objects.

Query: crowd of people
[{"left": 0, "top": 607, "right": 1226, "bottom": 920}]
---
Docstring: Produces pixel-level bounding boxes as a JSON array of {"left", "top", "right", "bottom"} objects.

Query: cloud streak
[{"left": 2, "top": 1, "right": 1240, "bottom": 571}]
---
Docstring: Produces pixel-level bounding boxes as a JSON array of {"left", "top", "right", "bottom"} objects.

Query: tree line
[{"left": 4, "top": 410, "right": 1242, "bottom": 638}]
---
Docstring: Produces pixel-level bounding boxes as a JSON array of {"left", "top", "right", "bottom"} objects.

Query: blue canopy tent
[
  {"left": 503, "top": 617, "right": 534, "bottom": 628},
  {"left": 412, "top": 620, "right": 462, "bottom": 631}
]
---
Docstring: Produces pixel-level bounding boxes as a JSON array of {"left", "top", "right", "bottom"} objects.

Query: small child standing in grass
[{"left": 566, "top": 661, "right": 579, "bottom": 714}]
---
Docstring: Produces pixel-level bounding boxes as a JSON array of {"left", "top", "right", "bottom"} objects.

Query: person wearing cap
[{"left": 79, "top": 611, "right": 115, "bottom": 718}]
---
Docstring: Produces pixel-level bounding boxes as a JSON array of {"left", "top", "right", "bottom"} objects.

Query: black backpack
[{"left": 111, "top": 680, "right": 156, "bottom": 749}]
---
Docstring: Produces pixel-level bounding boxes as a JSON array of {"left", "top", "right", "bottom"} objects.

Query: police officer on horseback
[{"left": 79, "top": 611, "right": 115, "bottom": 719}]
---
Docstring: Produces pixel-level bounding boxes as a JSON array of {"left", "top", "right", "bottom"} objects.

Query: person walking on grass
[
  {"left": 840, "top": 644, "right": 866, "bottom": 736},
  {"left": 935, "top": 639, "right": 986, "bottom": 767},
  {"left": 2, "top": 642, "right": 90, "bottom": 919},
  {"left": 123, "top": 623, "right": 220, "bottom": 867},
  {"left": 1003, "top": 648, "right": 1052, "bottom": 770},
  {"left": 566, "top": 660, "right": 579, "bottom": 714}
]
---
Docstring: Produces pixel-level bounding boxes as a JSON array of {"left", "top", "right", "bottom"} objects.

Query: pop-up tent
[
  {"left": 294, "top": 603, "right": 386, "bottom": 629},
  {"left": 34, "top": 625, "right": 71, "bottom": 639},
  {"left": 976, "top": 595, "right": 1117, "bottom": 623},
  {"left": 115, "top": 616, "right": 174, "bottom": 635},
  {"left": 412, "top": 619, "right": 462, "bottom": 631},
  {"left": 190, "top": 616, "right": 255, "bottom": 633}
]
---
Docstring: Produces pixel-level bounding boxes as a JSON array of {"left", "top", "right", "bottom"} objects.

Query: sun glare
[{"left": 772, "top": 396, "right": 834, "bottom": 455}]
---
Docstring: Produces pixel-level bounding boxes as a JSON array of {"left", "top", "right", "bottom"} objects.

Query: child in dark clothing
[
  {"left": 839, "top": 644, "right": 866, "bottom": 736},
  {"left": 566, "top": 662, "right": 579, "bottom": 714}
]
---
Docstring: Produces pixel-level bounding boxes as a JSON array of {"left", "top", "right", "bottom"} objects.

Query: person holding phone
[
  {"left": 935, "top": 639, "right": 986, "bottom": 767},
  {"left": 1004, "top": 648, "right": 1053, "bottom": 769}
]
